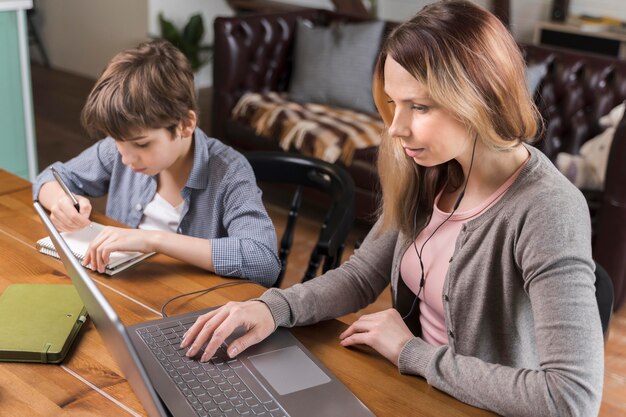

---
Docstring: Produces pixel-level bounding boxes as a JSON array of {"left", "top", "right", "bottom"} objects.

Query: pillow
[
  {"left": 556, "top": 102, "right": 625, "bottom": 190},
  {"left": 599, "top": 101, "right": 625, "bottom": 128},
  {"left": 288, "top": 19, "right": 385, "bottom": 115},
  {"left": 525, "top": 62, "right": 548, "bottom": 96}
]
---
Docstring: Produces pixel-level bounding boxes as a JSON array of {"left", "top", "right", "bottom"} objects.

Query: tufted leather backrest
[
  {"left": 214, "top": 15, "right": 626, "bottom": 161},
  {"left": 523, "top": 44, "right": 626, "bottom": 160},
  {"left": 212, "top": 9, "right": 374, "bottom": 139}
]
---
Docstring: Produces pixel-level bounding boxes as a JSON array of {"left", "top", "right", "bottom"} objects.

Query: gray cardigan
[{"left": 260, "top": 145, "right": 604, "bottom": 417}]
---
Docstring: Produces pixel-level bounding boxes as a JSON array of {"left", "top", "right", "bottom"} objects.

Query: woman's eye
[
  {"left": 134, "top": 142, "right": 150, "bottom": 148},
  {"left": 411, "top": 104, "right": 429, "bottom": 113}
]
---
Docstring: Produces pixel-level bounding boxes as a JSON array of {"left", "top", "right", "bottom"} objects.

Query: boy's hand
[
  {"left": 181, "top": 301, "right": 276, "bottom": 361},
  {"left": 83, "top": 227, "right": 157, "bottom": 273},
  {"left": 50, "top": 195, "right": 92, "bottom": 232}
]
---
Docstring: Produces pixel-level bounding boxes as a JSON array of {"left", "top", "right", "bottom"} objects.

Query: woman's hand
[
  {"left": 339, "top": 308, "right": 414, "bottom": 365},
  {"left": 50, "top": 194, "right": 92, "bottom": 232},
  {"left": 83, "top": 226, "right": 157, "bottom": 273},
  {"left": 180, "top": 301, "right": 276, "bottom": 362}
]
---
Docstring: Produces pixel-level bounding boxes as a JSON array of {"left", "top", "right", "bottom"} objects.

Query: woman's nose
[{"left": 388, "top": 109, "right": 410, "bottom": 139}]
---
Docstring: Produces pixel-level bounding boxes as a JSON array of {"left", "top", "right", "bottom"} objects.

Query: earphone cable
[
  {"left": 160, "top": 280, "right": 256, "bottom": 317},
  {"left": 402, "top": 136, "right": 478, "bottom": 320}
]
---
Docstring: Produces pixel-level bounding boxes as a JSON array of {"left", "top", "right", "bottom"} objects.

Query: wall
[
  {"left": 147, "top": 0, "right": 233, "bottom": 88},
  {"left": 570, "top": 0, "right": 626, "bottom": 22},
  {"left": 0, "top": 8, "right": 37, "bottom": 180},
  {"left": 510, "top": 0, "right": 552, "bottom": 41},
  {"left": 378, "top": 0, "right": 488, "bottom": 21},
  {"left": 279, "top": 0, "right": 333, "bottom": 8},
  {"left": 30, "top": 0, "right": 626, "bottom": 83},
  {"left": 37, "top": 0, "right": 149, "bottom": 79},
  {"left": 34, "top": 0, "right": 233, "bottom": 87},
  {"left": 509, "top": 0, "right": 626, "bottom": 42},
  {"left": 370, "top": 0, "right": 625, "bottom": 43}
]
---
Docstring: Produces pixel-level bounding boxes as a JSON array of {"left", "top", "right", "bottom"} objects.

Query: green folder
[{"left": 0, "top": 284, "right": 88, "bottom": 364}]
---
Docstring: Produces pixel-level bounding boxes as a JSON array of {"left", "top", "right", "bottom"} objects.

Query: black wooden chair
[
  {"left": 246, "top": 152, "right": 355, "bottom": 287},
  {"left": 595, "top": 261, "right": 614, "bottom": 339}
]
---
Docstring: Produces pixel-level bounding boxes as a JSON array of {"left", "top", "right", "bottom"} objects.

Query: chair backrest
[
  {"left": 595, "top": 261, "right": 614, "bottom": 339},
  {"left": 246, "top": 151, "right": 355, "bottom": 287}
]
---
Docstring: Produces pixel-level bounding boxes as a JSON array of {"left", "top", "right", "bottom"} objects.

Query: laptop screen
[{"left": 34, "top": 202, "right": 168, "bottom": 417}]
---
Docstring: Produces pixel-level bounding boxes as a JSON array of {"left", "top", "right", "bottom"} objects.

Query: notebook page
[{"left": 36, "top": 222, "right": 145, "bottom": 266}]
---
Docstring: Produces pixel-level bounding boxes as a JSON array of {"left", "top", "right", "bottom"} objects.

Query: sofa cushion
[
  {"left": 288, "top": 19, "right": 385, "bottom": 115},
  {"left": 525, "top": 61, "right": 548, "bottom": 95},
  {"left": 232, "top": 92, "right": 383, "bottom": 164},
  {"left": 556, "top": 102, "right": 625, "bottom": 190}
]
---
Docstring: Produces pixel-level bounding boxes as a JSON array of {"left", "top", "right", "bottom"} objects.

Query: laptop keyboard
[{"left": 137, "top": 317, "right": 288, "bottom": 417}]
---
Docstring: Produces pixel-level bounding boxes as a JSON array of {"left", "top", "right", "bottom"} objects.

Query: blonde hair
[
  {"left": 374, "top": 0, "right": 541, "bottom": 235},
  {"left": 81, "top": 40, "right": 198, "bottom": 141}
]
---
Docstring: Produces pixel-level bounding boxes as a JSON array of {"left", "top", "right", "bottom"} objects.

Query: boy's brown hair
[{"left": 81, "top": 40, "right": 198, "bottom": 141}]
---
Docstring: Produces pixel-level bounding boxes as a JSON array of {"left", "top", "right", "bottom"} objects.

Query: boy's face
[{"left": 114, "top": 127, "right": 189, "bottom": 176}]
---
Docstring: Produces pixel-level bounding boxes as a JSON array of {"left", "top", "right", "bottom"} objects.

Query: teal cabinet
[{"left": 0, "top": 2, "right": 37, "bottom": 181}]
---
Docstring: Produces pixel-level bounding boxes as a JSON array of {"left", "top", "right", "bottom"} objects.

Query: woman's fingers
[
  {"left": 339, "top": 313, "right": 380, "bottom": 340},
  {"left": 186, "top": 308, "right": 231, "bottom": 358},
  {"left": 182, "top": 301, "right": 275, "bottom": 361},
  {"left": 181, "top": 310, "right": 220, "bottom": 348},
  {"left": 200, "top": 312, "right": 242, "bottom": 362},
  {"left": 226, "top": 323, "right": 273, "bottom": 358},
  {"left": 339, "top": 330, "right": 372, "bottom": 348},
  {"left": 339, "top": 309, "right": 414, "bottom": 365},
  {"left": 339, "top": 319, "right": 372, "bottom": 340}
]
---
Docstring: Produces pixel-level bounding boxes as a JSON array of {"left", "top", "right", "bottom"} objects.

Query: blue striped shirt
[{"left": 33, "top": 128, "right": 280, "bottom": 286}]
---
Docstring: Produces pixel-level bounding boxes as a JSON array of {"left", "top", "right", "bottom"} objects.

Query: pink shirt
[{"left": 400, "top": 160, "right": 528, "bottom": 346}]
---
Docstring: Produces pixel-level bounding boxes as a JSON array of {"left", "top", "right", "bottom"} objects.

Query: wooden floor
[{"left": 30, "top": 63, "right": 625, "bottom": 416}]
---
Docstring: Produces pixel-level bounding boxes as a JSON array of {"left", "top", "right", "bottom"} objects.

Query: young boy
[{"left": 33, "top": 40, "right": 280, "bottom": 287}]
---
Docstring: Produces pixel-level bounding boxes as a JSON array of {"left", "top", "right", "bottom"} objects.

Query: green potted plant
[{"left": 158, "top": 13, "right": 212, "bottom": 73}]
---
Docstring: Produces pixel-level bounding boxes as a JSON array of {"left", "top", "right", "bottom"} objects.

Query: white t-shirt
[{"left": 138, "top": 193, "right": 185, "bottom": 233}]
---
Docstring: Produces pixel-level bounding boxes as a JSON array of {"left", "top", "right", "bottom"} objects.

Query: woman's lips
[{"left": 404, "top": 147, "right": 424, "bottom": 158}]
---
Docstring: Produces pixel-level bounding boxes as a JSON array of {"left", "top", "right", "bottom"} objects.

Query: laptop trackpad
[{"left": 248, "top": 345, "right": 331, "bottom": 395}]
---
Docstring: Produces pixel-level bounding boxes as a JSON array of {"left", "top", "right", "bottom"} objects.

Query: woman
[{"left": 181, "top": 1, "right": 604, "bottom": 415}]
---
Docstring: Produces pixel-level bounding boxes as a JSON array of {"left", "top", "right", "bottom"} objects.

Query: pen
[{"left": 51, "top": 167, "right": 80, "bottom": 212}]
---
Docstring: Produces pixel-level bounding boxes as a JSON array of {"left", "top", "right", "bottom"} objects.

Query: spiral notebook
[{"left": 36, "top": 222, "right": 155, "bottom": 276}]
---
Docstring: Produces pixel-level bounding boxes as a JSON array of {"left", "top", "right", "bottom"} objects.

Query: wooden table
[
  {"left": 0, "top": 169, "right": 31, "bottom": 196},
  {"left": 0, "top": 173, "right": 494, "bottom": 417}
]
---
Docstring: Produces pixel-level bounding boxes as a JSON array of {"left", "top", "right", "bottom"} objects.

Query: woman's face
[{"left": 384, "top": 57, "right": 472, "bottom": 167}]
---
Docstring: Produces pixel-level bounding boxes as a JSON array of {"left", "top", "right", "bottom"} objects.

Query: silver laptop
[{"left": 34, "top": 202, "right": 375, "bottom": 417}]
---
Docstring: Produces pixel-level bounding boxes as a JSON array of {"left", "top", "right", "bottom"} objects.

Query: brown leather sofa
[
  {"left": 213, "top": 9, "right": 386, "bottom": 224},
  {"left": 212, "top": 10, "right": 626, "bottom": 309}
]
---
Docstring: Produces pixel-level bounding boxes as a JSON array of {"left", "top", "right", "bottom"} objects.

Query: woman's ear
[{"left": 179, "top": 110, "right": 197, "bottom": 138}]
